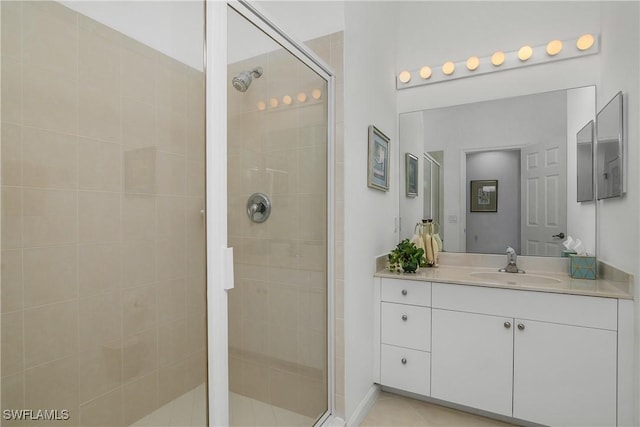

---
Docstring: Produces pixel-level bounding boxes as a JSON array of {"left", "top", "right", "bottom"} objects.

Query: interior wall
[
  {"left": 598, "top": 3, "right": 640, "bottom": 425},
  {"left": 343, "top": 1, "right": 398, "bottom": 422},
  {"left": 0, "top": 2, "right": 207, "bottom": 425},
  {"left": 466, "top": 150, "right": 521, "bottom": 254}
]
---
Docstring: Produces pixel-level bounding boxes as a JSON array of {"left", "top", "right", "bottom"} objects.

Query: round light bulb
[
  {"left": 257, "top": 101, "right": 266, "bottom": 111},
  {"left": 442, "top": 61, "right": 455, "bottom": 75},
  {"left": 419, "top": 66, "right": 432, "bottom": 79},
  {"left": 518, "top": 45, "right": 533, "bottom": 61},
  {"left": 491, "top": 50, "right": 505, "bottom": 66},
  {"left": 576, "top": 34, "right": 595, "bottom": 51},
  {"left": 269, "top": 98, "right": 279, "bottom": 108},
  {"left": 466, "top": 56, "right": 480, "bottom": 71},
  {"left": 282, "top": 95, "right": 292, "bottom": 105},
  {"left": 311, "top": 89, "right": 322, "bottom": 100},
  {"left": 297, "top": 92, "right": 307, "bottom": 103},
  {"left": 398, "top": 70, "right": 412, "bottom": 83},
  {"left": 546, "top": 39, "right": 563, "bottom": 56}
]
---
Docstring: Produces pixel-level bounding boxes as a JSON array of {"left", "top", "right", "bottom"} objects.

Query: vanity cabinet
[{"left": 374, "top": 277, "right": 622, "bottom": 427}]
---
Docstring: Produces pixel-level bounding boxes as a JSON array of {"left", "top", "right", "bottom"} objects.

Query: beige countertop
[{"left": 375, "top": 264, "right": 634, "bottom": 300}]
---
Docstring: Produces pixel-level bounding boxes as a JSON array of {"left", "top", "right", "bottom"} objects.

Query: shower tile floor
[{"left": 129, "top": 383, "right": 315, "bottom": 427}]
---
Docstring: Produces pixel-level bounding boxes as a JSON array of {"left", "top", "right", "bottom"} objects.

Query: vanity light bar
[{"left": 396, "top": 34, "right": 599, "bottom": 90}]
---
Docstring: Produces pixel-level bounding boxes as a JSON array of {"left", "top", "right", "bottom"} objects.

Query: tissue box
[
  {"left": 570, "top": 255, "right": 597, "bottom": 279},
  {"left": 562, "top": 250, "right": 577, "bottom": 258}
]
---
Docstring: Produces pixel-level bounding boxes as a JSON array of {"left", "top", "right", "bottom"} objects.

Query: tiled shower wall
[
  {"left": 0, "top": 1, "right": 207, "bottom": 425},
  {"left": 226, "top": 31, "right": 344, "bottom": 420}
]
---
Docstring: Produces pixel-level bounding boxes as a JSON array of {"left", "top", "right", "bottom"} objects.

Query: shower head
[{"left": 232, "top": 66, "right": 263, "bottom": 92}]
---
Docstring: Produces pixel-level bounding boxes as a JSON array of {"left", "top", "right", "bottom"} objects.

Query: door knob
[
  {"left": 517, "top": 323, "right": 525, "bottom": 330},
  {"left": 552, "top": 232, "right": 565, "bottom": 239},
  {"left": 504, "top": 321, "right": 512, "bottom": 329},
  {"left": 401, "top": 315, "right": 408, "bottom": 321},
  {"left": 401, "top": 289, "right": 408, "bottom": 296},
  {"left": 401, "top": 358, "right": 407, "bottom": 365}
]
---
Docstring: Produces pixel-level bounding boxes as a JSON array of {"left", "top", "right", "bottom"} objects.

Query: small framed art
[
  {"left": 470, "top": 180, "right": 498, "bottom": 212},
  {"left": 405, "top": 153, "right": 418, "bottom": 197},
  {"left": 367, "top": 125, "right": 390, "bottom": 191}
]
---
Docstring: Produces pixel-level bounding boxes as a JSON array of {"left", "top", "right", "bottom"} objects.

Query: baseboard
[{"left": 346, "top": 384, "right": 380, "bottom": 426}]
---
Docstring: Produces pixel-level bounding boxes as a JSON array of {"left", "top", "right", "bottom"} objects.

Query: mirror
[
  {"left": 399, "top": 86, "right": 596, "bottom": 257},
  {"left": 596, "top": 91, "right": 624, "bottom": 200},
  {"left": 577, "top": 121, "right": 595, "bottom": 202}
]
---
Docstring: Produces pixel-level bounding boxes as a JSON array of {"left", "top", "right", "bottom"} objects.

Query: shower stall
[
  {"left": 226, "top": 4, "right": 334, "bottom": 426},
  {"left": 1, "top": 1, "right": 207, "bottom": 425}
]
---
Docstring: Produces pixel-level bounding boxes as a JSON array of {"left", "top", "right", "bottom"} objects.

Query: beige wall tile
[
  {"left": 298, "top": 195, "right": 326, "bottom": 241},
  {"left": 23, "top": 245, "right": 77, "bottom": 308},
  {"left": 79, "top": 82, "right": 122, "bottom": 143},
  {"left": 157, "top": 108, "right": 186, "bottom": 155},
  {"left": 23, "top": 188, "right": 77, "bottom": 247},
  {"left": 124, "top": 147, "right": 157, "bottom": 194},
  {"left": 267, "top": 368, "right": 299, "bottom": 414},
  {"left": 156, "top": 152, "right": 186, "bottom": 195},
  {"left": 186, "top": 231, "right": 206, "bottom": 277},
  {"left": 1, "top": 57, "right": 22, "bottom": 124},
  {"left": 79, "top": 344, "right": 122, "bottom": 405},
  {"left": 185, "top": 197, "right": 205, "bottom": 236},
  {"left": 157, "top": 196, "right": 185, "bottom": 237},
  {"left": 25, "top": 356, "right": 79, "bottom": 426},
  {"left": 123, "top": 285, "right": 156, "bottom": 338},
  {"left": 122, "top": 329, "right": 157, "bottom": 383},
  {"left": 186, "top": 160, "right": 205, "bottom": 197},
  {"left": 79, "top": 242, "right": 122, "bottom": 297},
  {"left": 297, "top": 375, "right": 326, "bottom": 419},
  {"left": 79, "top": 292, "right": 122, "bottom": 353},
  {"left": 23, "top": 127, "right": 77, "bottom": 189},
  {"left": 1, "top": 373, "right": 25, "bottom": 426},
  {"left": 121, "top": 40, "right": 157, "bottom": 105},
  {"left": 1, "top": 1, "right": 21, "bottom": 60},
  {"left": 298, "top": 146, "right": 327, "bottom": 195},
  {"left": 79, "top": 191, "right": 121, "bottom": 243},
  {"left": 123, "top": 372, "right": 158, "bottom": 426},
  {"left": 157, "top": 279, "right": 186, "bottom": 324},
  {"left": 299, "top": 288, "right": 326, "bottom": 332},
  {"left": 268, "top": 239, "right": 298, "bottom": 269},
  {"left": 2, "top": 123, "right": 22, "bottom": 186},
  {"left": 1, "top": 187, "right": 22, "bottom": 249},
  {"left": 79, "top": 138, "right": 122, "bottom": 191},
  {"left": 122, "top": 194, "right": 156, "bottom": 240},
  {"left": 78, "top": 15, "right": 121, "bottom": 89},
  {"left": 24, "top": 300, "right": 78, "bottom": 368},
  {"left": 157, "top": 56, "right": 187, "bottom": 112},
  {"left": 157, "top": 236, "right": 186, "bottom": 281},
  {"left": 240, "top": 359, "right": 269, "bottom": 403},
  {"left": 299, "top": 329, "right": 326, "bottom": 372},
  {"left": 79, "top": 387, "right": 123, "bottom": 427},
  {"left": 298, "top": 240, "right": 327, "bottom": 272},
  {"left": 22, "top": 1, "right": 77, "bottom": 77},
  {"left": 122, "top": 240, "right": 156, "bottom": 287},
  {"left": 122, "top": 99, "right": 156, "bottom": 149},
  {"left": 158, "top": 320, "right": 187, "bottom": 366},
  {"left": 185, "top": 350, "right": 207, "bottom": 390},
  {"left": 1, "top": 311, "right": 23, "bottom": 376},
  {"left": 1, "top": 250, "right": 23, "bottom": 312},
  {"left": 23, "top": 65, "right": 77, "bottom": 135},
  {"left": 265, "top": 150, "right": 298, "bottom": 195},
  {"left": 158, "top": 360, "right": 188, "bottom": 405}
]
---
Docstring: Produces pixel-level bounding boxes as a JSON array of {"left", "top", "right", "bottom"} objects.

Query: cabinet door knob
[
  {"left": 401, "top": 358, "right": 407, "bottom": 365},
  {"left": 504, "top": 321, "right": 511, "bottom": 329},
  {"left": 401, "top": 289, "right": 408, "bottom": 296},
  {"left": 401, "top": 314, "right": 408, "bottom": 321},
  {"left": 518, "top": 323, "right": 525, "bottom": 330}
]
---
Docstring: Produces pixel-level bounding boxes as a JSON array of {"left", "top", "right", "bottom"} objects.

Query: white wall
[
  {"left": 598, "top": 3, "right": 640, "bottom": 425},
  {"left": 343, "top": 1, "right": 398, "bottom": 422},
  {"left": 62, "top": 1, "right": 204, "bottom": 70}
]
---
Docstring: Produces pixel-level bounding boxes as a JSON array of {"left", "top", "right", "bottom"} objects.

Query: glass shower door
[
  {"left": 227, "top": 6, "right": 329, "bottom": 425},
  {"left": 0, "top": 1, "right": 207, "bottom": 425}
]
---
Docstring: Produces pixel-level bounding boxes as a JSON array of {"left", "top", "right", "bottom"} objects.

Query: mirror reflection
[
  {"left": 596, "top": 91, "right": 624, "bottom": 199},
  {"left": 577, "top": 121, "right": 595, "bottom": 202},
  {"left": 399, "top": 86, "right": 596, "bottom": 257}
]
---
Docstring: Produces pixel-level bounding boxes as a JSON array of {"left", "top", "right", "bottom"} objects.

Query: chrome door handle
[{"left": 552, "top": 232, "right": 565, "bottom": 239}]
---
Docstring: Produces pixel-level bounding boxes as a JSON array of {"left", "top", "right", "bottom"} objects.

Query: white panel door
[
  {"left": 431, "top": 309, "right": 514, "bottom": 417},
  {"left": 513, "top": 319, "right": 617, "bottom": 427},
  {"left": 521, "top": 140, "right": 567, "bottom": 256}
]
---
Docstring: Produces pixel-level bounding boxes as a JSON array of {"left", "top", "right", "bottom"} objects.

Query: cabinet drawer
[
  {"left": 381, "top": 344, "right": 430, "bottom": 396},
  {"left": 381, "top": 278, "right": 431, "bottom": 306},
  {"left": 381, "top": 303, "right": 431, "bottom": 351}
]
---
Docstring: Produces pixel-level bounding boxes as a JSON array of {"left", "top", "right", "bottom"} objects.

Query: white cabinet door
[
  {"left": 513, "top": 319, "right": 617, "bottom": 427},
  {"left": 431, "top": 309, "right": 514, "bottom": 417}
]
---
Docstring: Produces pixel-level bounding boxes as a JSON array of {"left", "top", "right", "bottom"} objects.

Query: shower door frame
[{"left": 206, "top": 1, "right": 337, "bottom": 425}]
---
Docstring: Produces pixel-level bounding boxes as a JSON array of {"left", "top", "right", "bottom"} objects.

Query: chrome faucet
[{"left": 499, "top": 246, "right": 525, "bottom": 273}]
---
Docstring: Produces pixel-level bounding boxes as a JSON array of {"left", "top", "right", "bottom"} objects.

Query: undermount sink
[{"left": 469, "top": 271, "right": 562, "bottom": 285}]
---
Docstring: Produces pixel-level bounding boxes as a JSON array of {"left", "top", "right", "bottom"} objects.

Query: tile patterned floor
[
  {"left": 130, "top": 384, "right": 207, "bottom": 427},
  {"left": 230, "top": 393, "right": 316, "bottom": 427},
  {"left": 360, "top": 391, "right": 518, "bottom": 427}
]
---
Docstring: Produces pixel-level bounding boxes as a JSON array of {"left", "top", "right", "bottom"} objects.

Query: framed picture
[
  {"left": 470, "top": 180, "right": 498, "bottom": 212},
  {"left": 405, "top": 153, "right": 418, "bottom": 197},
  {"left": 367, "top": 125, "right": 390, "bottom": 191}
]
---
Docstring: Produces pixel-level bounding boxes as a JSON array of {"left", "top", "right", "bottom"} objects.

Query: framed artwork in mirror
[
  {"left": 576, "top": 120, "right": 594, "bottom": 202},
  {"left": 405, "top": 153, "right": 418, "bottom": 197},
  {"left": 470, "top": 180, "right": 498, "bottom": 212},
  {"left": 367, "top": 125, "right": 390, "bottom": 191}
]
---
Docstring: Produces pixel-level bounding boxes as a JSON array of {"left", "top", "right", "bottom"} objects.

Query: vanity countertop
[{"left": 375, "top": 264, "right": 633, "bottom": 300}]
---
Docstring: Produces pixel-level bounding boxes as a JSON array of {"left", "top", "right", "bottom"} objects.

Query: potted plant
[{"left": 388, "top": 239, "right": 426, "bottom": 273}]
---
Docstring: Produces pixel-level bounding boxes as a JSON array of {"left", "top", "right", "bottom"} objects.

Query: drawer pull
[
  {"left": 518, "top": 323, "right": 525, "bottom": 330},
  {"left": 401, "top": 314, "right": 408, "bottom": 321},
  {"left": 504, "top": 321, "right": 511, "bottom": 329},
  {"left": 401, "top": 358, "right": 407, "bottom": 365},
  {"left": 401, "top": 289, "right": 408, "bottom": 296}
]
